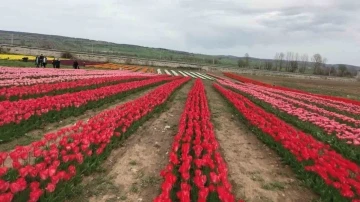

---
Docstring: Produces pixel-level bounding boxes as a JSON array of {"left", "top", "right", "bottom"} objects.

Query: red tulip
[
  {"left": 0, "top": 179, "right": 9, "bottom": 192},
  {"left": 0, "top": 167, "right": 8, "bottom": 177},
  {"left": 29, "top": 188, "right": 43, "bottom": 202},
  {"left": 29, "top": 182, "right": 40, "bottom": 191},
  {"left": 0, "top": 193, "right": 13, "bottom": 202},
  {"left": 0, "top": 152, "right": 7, "bottom": 165},
  {"left": 45, "top": 183, "right": 56, "bottom": 193},
  {"left": 10, "top": 178, "right": 27, "bottom": 194}
]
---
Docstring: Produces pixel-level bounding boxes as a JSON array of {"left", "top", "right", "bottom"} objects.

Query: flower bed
[
  {"left": 215, "top": 83, "right": 360, "bottom": 201},
  {"left": 0, "top": 76, "right": 148, "bottom": 101},
  {"left": 219, "top": 79, "right": 360, "bottom": 166},
  {"left": 0, "top": 77, "right": 190, "bottom": 202},
  {"left": 218, "top": 79, "right": 360, "bottom": 144},
  {"left": 0, "top": 77, "right": 177, "bottom": 143},
  {"left": 224, "top": 72, "right": 360, "bottom": 107},
  {"left": 0, "top": 67, "right": 157, "bottom": 87},
  {"left": 155, "top": 79, "right": 239, "bottom": 202}
]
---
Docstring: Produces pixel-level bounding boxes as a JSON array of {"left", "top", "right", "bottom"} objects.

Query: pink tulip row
[
  {"left": 0, "top": 71, "right": 154, "bottom": 87},
  {"left": 0, "top": 77, "right": 177, "bottom": 127},
  {"left": 218, "top": 79, "right": 360, "bottom": 145},
  {"left": 0, "top": 75, "right": 149, "bottom": 100},
  {"left": 0, "top": 70, "right": 113, "bottom": 80},
  {"left": 0, "top": 67, "right": 153, "bottom": 78},
  {"left": 228, "top": 81, "right": 360, "bottom": 127},
  {"left": 0, "top": 77, "right": 190, "bottom": 202},
  {"left": 224, "top": 72, "right": 360, "bottom": 108},
  {"left": 262, "top": 84, "right": 360, "bottom": 116}
]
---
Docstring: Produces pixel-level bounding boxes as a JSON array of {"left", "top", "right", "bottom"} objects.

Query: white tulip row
[{"left": 156, "top": 69, "right": 214, "bottom": 80}]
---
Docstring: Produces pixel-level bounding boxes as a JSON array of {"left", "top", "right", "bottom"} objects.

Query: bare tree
[
  {"left": 265, "top": 61, "right": 273, "bottom": 70},
  {"left": 299, "top": 54, "right": 308, "bottom": 73},
  {"left": 288, "top": 52, "right": 299, "bottom": 72},
  {"left": 274, "top": 53, "right": 280, "bottom": 70},
  {"left": 322, "top": 57, "right": 329, "bottom": 75},
  {"left": 338, "top": 64, "right": 347, "bottom": 77},
  {"left": 237, "top": 59, "right": 246, "bottom": 68},
  {"left": 329, "top": 66, "right": 337, "bottom": 76},
  {"left": 312, "top": 54, "right": 323, "bottom": 75},
  {"left": 279, "top": 52, "right": 285, "bottom": 71},
  {"left": 245, "top": 53, "right": 250, "bottom": 67},
  {"left": 285, "top": 52, "right": 292, "bottom": 71}
]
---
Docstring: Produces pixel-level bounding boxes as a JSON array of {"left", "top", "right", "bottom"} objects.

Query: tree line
[{"left": 237, "top": 52, "right": 356, "bottom": 77}]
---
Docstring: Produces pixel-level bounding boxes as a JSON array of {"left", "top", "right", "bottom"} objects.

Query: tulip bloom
[{"left": 156, "top": 79, "right": 237, "bottom": 201}]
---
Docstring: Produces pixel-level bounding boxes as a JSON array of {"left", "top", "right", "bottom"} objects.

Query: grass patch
[
  {"left": 130, "top": 183, "right": 139, "bottom": 193},
  {"left": 261, "top": 181, "right": 285, "bottom": 191},
  {"left": 129, "top": 160, "right": 137, "bottom": 166},
  {"left": 140, "top": 175, "right": 161, "bottom": 188},
  {"left": 250, "top": 174, "right": 265, "bottom": 182}
]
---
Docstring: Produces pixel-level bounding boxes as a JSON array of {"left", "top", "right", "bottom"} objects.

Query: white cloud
[{"left": 0, "top": 0, "right": 359, "bottom": 65}]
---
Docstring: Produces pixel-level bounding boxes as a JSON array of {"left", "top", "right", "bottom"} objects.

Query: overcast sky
[{"left": 1, "top": 0, "right": 360, "bottom": 65}]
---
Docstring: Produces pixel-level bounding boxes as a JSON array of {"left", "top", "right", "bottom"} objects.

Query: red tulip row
[
  {"left": 0, "top": 76, "right": 177, "bottom": 143},
  {"left": 224, "top": 72, "right": 360, "bottom": 107},
  {"left": 0, "top": 76, "right": 176, "bottom": 127},
  {"left": 215, "top": 83, "right": 360, "bottom": 201},
  {"left": 0, "top": 75, "right": 150, "bottom": 101},
  {"left": 218, "top": 79, "right": 360, "bottom": 145},
  {"left": 155, "top": 79, "right": 239, "bottom": 202},
  {"left": 0, "top": 77, "right": 190, "bottom": 202}
]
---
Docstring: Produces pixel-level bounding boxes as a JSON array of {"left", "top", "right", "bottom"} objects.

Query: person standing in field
[
  {"left": 35, "top": 56, "right": 39, "bottom": 67},
  {"left": 73, "top": 60, "right": 79, "bottom": 69},
  {"left": 52, "top": 58, "right": 56, "bottom": 68},
  {"left": 56, "top": 58, "right": 61, "bottom": 68},
  {"left": 39, "top": 54, "right": 44, "bottom": 67},
  {"left": 43, "top": 56, "right": 47, "bottom": 68}
]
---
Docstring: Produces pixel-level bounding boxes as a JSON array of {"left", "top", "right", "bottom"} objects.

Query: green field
[{"left": 1, "top": 30, "right": 359, "bottom": 76}]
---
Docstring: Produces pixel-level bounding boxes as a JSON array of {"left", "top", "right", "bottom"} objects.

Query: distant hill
[{"left": 0, "top": 30, "right": 359, "bottom": 72}]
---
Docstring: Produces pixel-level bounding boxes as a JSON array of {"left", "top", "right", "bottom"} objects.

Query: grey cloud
[
  {"left": 258, "top": 7, "right": 351, "bottom": 34},
  {"left": 0, "top": 0, "right": 360, "bottom": 65}
]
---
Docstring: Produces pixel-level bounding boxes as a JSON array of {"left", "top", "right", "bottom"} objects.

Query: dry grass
[{"left": 242, "top": 74, "right": 360, "bottom": 100}]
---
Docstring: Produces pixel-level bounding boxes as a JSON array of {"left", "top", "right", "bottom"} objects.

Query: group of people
[
  {"left": 35, "top": 54, "right": 61, "bottom": 68},
  {"left": 52, "top": 58, "right": 61, "bottom": 68},
  {"left": 35, "top": 54, "right": 48, "bottom": 68},
  {"left": 35, "top": 54, "right": 82, "bottom": 69}
]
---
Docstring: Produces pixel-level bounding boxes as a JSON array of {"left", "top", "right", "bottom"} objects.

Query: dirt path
[
  {"left": 70, "top": 80, "right": 193, "bottom": 202},
  {"left": 0, "top": 86, "right": 158, "bottom": 152},
  {"left": 204, "top": 81, "right": 319, "bottom": 202}
]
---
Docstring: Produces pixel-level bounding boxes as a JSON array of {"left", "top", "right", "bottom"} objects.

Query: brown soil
[
  {"left": 0, "top": 86, "right": 157, "bottom": 152},
  {"left": 205, "top": 81, "right": 318, "bottom": 202},
  {"left": 70, "top": 80, "right": 193, "bottom": 202},
  {"left": 70, "top": 80, "right": 318, "bottom": 202}
]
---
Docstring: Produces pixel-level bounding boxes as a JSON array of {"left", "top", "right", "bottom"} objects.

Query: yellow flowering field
[{"left": 0, "top": 54, "right": 68, "bottom": 61}]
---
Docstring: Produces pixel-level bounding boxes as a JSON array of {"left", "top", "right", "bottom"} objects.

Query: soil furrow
[
  {"left": 70, "top": 80, "right": 193, "bottom": 202},
  {"left": 204, "top": 81, "right": 318, "bottom": 202}
]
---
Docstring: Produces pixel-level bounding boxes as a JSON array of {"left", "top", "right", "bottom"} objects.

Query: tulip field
[{"left": 0, "top": 66, "right": 359, "bottom": 202}]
